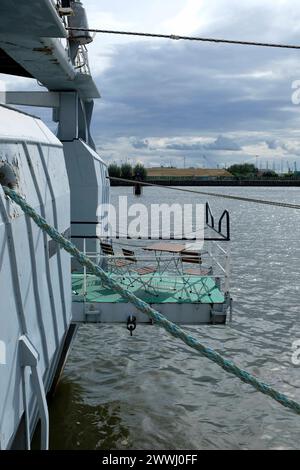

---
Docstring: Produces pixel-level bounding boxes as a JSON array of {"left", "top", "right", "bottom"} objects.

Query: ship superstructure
[{"left": 0, "top": 0, "right": 108, "bottom": 449}]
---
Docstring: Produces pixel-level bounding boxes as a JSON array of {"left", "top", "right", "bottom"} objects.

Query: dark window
[{"left": 61, "top": 0, "right": 71, "bottom": 8}]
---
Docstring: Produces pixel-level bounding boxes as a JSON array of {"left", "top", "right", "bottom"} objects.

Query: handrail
[
  {"left": 71, "top": 234, "right": 228, "bottom": 241},
  {"left": 19, "top": 336, "right": 49, "bottom": 450},
  {"left": 207, "top": 240, "right": 231, "bottom": 289},
  {"left": 218, "top": 210, "right": 230, "bottom": 240},
  {"left": 215, "top": 243, "right": 227, "bottom": 255},
  {"left": 205, "top": 202, "right": 215, "bottom": 229},
  {"left": 205, "top": 205, "right": 230, "bottom": 241}
]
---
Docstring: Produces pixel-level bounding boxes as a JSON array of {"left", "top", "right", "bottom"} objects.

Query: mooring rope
[
  {"left": 3, "top": 185, "right": 300, "bottom": 417},
  {"left": 66, "top": 27, "right": 300, "bottom": 51},
  {"left": 108, "top": 176, "right": 300, "bottom": 210}
]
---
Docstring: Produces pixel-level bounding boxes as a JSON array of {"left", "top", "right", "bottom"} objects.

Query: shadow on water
[
  {"left": 34, "top": 379, "right": 131, "bottom": 450},
  {"left": 49, "top": 379, "right": 131, "bottom": 450}
]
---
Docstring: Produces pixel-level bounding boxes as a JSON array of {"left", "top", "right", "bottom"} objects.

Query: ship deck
[{"left": 72, "top": 273, "right": 225, "bottom": 304}]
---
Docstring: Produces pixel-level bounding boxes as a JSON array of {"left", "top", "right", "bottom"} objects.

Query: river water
[{"left": 49, "top": 186, "right": 300, "bottom": 450}]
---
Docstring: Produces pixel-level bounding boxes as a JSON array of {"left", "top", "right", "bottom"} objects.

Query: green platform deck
[{"left": 72, "top": 273, "right": 225, "bottom": 305}]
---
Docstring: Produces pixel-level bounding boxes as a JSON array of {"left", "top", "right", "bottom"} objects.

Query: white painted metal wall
[
  {"left": 0, "top": 105, "right": 72, "bottom": 449},
  {"left": 63, "top": 139, "right": 110, "bottom": 255}
]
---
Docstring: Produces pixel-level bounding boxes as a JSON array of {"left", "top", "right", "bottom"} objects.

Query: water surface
[{"left": 50, "top": 186, "right": 300, "bottom": 450}]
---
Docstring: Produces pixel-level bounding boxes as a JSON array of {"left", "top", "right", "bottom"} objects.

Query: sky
[{"left": 2, "top": 0, "right": 300, "bottom": 170}]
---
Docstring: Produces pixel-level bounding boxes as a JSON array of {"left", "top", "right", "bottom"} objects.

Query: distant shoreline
[{"left": 110, "top": 178, "right": 300, "bottom": 187}]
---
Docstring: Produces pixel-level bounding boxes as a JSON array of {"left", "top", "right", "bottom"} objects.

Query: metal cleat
[{"left": 58, "top": 7, "right": 73, "bottom": 16}]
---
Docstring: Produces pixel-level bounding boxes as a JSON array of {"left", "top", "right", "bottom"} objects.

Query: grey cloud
[
  {"left": 166, "top": 142, "right": 204, "bottom": 151},
  {"left": 265, "top": 139, "right": 292, "bottom": 152},
  {"left": 91, "top": 34, "right": 300, "bottom": 144},
  {"left": 5, "top": 0, "right": 300, "bottom": 167},
  {"left": 166, "top": 135, "right": 241, "bottom": 151},
  {"left": 130, "top": 137, "right": 149, "bottom": 149},
  {"left": 204, "top": 135, "right": 241, "bottom": 151},
  {"left": 266, "top": 139, "right": 281, "bottom": 150}
]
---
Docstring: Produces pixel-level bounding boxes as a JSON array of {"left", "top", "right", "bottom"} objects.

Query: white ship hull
[{"left": 0, "top": 105, "right": 73, "bottom": 449}]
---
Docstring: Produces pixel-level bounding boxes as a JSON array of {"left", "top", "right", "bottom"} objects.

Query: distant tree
[
  {"left": 261, "top": 170, "right": 278, "bottom": 178},
  {"left": 108, "top": 163, "right": 121, "bottom": 178},
  {"left": 121, "top": 163, "right": 133, "bottom": 179},
  {"left": 228, "top": 163, "right": 258, "bottom": 178},
  {"left": 133, "top": 163, "right": 147, "bottom": 181}
]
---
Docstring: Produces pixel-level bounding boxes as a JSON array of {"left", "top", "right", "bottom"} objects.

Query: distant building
[{"left": 147, "top": 167, "right": 232, "bottom": 179}]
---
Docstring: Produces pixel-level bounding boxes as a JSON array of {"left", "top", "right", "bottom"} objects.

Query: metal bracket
[
  {"left": 58, "top": 7, "right": 73, "bottom": 17},
  {"left": 85, "top": 309, "right": 101, "bottom": 323},
  {"left": 127, "top": 315, "right": 137, "bottom": 336},
  {"left": 19, "top": 336, "right": 49, "bottom": 451},
  {"left": 4, "top": 91, "right": 60, "bottom": 108}
]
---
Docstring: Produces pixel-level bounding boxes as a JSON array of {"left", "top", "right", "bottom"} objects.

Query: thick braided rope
[{"left": 3, "top": 186, "right": 300, "bottom": 416}]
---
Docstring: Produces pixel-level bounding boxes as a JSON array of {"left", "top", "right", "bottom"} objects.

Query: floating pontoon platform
[{"left": 72, "top": 273, "right": 229, "bottom": 325}]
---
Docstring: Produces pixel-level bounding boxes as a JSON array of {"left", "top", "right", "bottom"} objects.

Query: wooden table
[
  {"left": 143, "top": 242, "right": 187, "bottom": 277},
  {"left": 143, "top": 242, "right": 186, "bottom": 254}
]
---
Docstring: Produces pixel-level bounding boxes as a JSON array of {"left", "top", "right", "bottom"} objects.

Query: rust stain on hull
[{"left": 33, "top": 46, "right": 53, "bottom": 55}]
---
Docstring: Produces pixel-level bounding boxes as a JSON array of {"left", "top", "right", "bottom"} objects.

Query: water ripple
[{"left": 50, "top": 187, "right": 300, "bottom": 450}]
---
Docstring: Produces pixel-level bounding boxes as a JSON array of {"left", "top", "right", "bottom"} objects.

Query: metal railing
[
  {"left": 72, "top": 238, "right": 231, "bottom": 298},
  {"left": 74, "top": 45, "right": 91, "bottom": 74},
  {"left": 206, "top": 241, "right": 231, "bottom": 293},
  {"left": 71, "top": 202, "right": 231, "bottom": 294}
]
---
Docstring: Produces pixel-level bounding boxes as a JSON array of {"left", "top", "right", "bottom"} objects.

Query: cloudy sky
[{"left": 2, "top": 0, "right": 300, "bottom": 170}]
